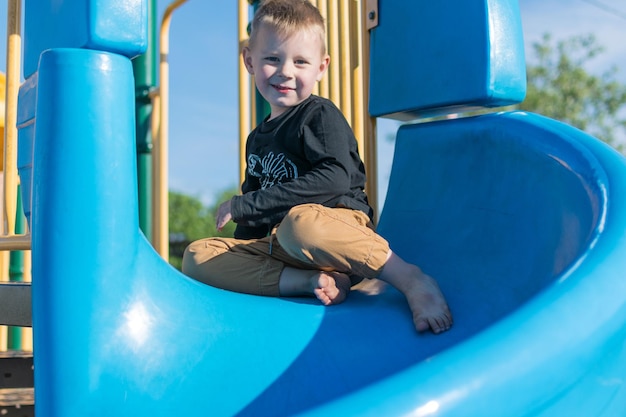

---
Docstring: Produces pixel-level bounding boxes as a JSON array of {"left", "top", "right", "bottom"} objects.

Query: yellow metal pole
[
  {"left": 359, "top": 0, "right": 377, "bottom": 219},
  {"left": 3, "top": 0, "right": 21, "bottom": 240},
  {"left": 22, "top": 248, "right": 32, "bottom": 351},
  {"left": 311, "top": 0, "right": 320, "bottom": 97},
  {"left": 351, "top": 0, "right": 364, "bottom": 153},
  {"left": 0, "top": 77, "right": 8, "bottom": 285},
  {"left": 154, "top": 0, "right": 188, "bottom": 260},
  {"left": 327, "top": 0, "right": 340, "bottom": 107},
  {"left": 338, "top": 0, "right": 352, "bottom": 126},
  {"left": 1, "top": 0, "right": 22, "bottom": 352},
  {"left": 238, "top": 0, "right": 251, "bottom": 188},
  {"left": 317, "top": 0, "right": 330, "bottom": 99}
]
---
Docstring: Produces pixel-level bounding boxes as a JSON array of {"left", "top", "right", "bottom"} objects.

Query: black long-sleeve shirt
[{"left": 231, "top": 95, "right": 372, "bottom": 239}]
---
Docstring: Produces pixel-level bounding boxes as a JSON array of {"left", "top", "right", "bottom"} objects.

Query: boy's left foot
[
  {"left": 403, "top": 270, "right": 452, "bottom": 334},
  {"left": 312, "top": 272, "right": 351, "bottom": 306}
]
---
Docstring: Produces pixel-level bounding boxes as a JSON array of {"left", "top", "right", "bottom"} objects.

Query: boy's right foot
[{"left": 312, "top": 271, "right": 351, "bottom": 306}]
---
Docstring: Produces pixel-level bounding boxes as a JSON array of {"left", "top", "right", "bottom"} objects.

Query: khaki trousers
[{"left": 182, "top": 203, "right": 390, "bottom": 296}]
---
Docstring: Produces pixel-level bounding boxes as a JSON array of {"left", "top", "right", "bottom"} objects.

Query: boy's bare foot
[
  {"left": 279, "top": 267, "right": 351, "bottom": 305},
  {"left": 379, "top": 251, "right": 453, "bottom": 334},
  {"left": 313, "top": 271, "right": 351, "bottom": 306},
  {"left": 403, "top": 271, "right": 452, "bottom": 334}
]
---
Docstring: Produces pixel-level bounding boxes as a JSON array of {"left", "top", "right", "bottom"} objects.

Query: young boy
[{"left": 182, "top": 0, "right": 452, "bottom": 334}]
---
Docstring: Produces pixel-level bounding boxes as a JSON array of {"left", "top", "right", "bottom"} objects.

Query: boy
[{"left": 182, "top": 0, "right": 452, "bottom": 334}]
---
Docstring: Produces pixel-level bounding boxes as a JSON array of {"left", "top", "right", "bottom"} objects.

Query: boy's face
[{"left": 244, "top": 23, "right": 329, "bottom": 120}]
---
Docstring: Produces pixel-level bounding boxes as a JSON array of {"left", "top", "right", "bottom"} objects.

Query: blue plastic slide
[{"left": 17, "top": 0, "right": 626, "bottom": 416}]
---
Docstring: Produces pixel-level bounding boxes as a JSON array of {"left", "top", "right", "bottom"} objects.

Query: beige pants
[{"left": 182, "top": 203, "right": 390, "bottom": 296}]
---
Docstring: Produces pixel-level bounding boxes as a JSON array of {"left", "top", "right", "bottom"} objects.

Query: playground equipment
[
  {"left": 3, "top": 0, "right": 626, "bottom": 416},
  {"left": 0, "top": 2, "right": 33, "bottom": 414}
]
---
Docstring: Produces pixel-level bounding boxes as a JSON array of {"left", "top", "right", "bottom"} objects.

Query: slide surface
[{"left": 24, "top": 50, "right": 626, "bottom": 416}]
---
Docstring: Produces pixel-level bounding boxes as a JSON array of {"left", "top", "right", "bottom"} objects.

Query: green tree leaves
[
  {"left": 520, "top": 33, "right": 626, "bottom": 151},
  {"left": 168, "top": 188, "right": 238, "bottom": 269}
]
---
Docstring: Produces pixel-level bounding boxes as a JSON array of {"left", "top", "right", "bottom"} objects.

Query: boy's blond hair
[{"left": 249, "top": 0, "right": 327, "bottom": 55}]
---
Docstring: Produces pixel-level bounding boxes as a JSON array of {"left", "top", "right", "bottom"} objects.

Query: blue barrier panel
[
  {"left": 23, "top": 0, "right": 147, "bottom": 78},
  {"left": 369, "top": 0, "right": 526, "bottom": 119},
  {"left": 303, "top": 112, "right": 626, "bottom": 416}
]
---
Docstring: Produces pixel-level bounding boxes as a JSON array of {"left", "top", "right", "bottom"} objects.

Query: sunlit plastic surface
[
  {"left": 23, "top": 0, "right": 147, "bottom": 78},
  {"left": 23, "top": 47, "right": 626, "bottom": 416},
  {"left": 369, "top": 0, "right": 526, "bottom": 119}
]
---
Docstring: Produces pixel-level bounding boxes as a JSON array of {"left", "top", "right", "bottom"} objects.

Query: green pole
[
  {"left": 132, "top": 0, "right": 158, "bottom": 240},
  {"left": 8, "top": 184, "right": 24, "bottom": 350},
  {"left": 255, "top": 85, "right": 271, "bottom": 125}
]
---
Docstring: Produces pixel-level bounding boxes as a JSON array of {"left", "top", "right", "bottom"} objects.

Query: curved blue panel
[
  {"left": 23, "top": 0, "right": 147, "bottom": 78},
  {"left": 304, "top": 112, "right": 626, "bottom": 416},
  {"left": 29, "top": 49, "right": 626, "bottom": 415},
  {"left": 369, "top": 0, "right": 526, "bottom": 119}
]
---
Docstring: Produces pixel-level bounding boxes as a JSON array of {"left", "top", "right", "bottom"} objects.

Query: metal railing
[{"left": 151, "top": 0, "right": 189, "bottom": 260}]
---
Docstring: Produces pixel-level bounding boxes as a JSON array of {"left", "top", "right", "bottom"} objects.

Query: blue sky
[
  {"left": 2, "top": 0, "right": 626, "bottom": 210},
  {"left": 158, "top": 0, "right": 626, "bottom": 210}
]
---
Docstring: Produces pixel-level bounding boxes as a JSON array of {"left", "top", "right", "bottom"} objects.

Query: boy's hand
[{"left": 216, "top": 199, "right": 233, "bottom": 231}]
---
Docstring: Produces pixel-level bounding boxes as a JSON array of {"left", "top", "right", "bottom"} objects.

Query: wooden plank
[{"left": 0, "top": 388, "right": 34, "bottom": 417}]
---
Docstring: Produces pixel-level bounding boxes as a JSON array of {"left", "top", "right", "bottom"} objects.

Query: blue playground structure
[{"left": 11, "top": 0, "right": 626, "bottom": 416}]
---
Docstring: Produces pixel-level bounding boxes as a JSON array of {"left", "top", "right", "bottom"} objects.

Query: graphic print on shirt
[{"left": 248, "top": 152, "right": 298, "bottom": 189}]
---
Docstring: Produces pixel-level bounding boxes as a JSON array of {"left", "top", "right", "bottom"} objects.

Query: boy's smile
[
  {"left": 243, "top": 23, "right": 330, "bottom": 120},
  {"left": 271, "top": 83, "right": 295, "bottom": 93}
]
